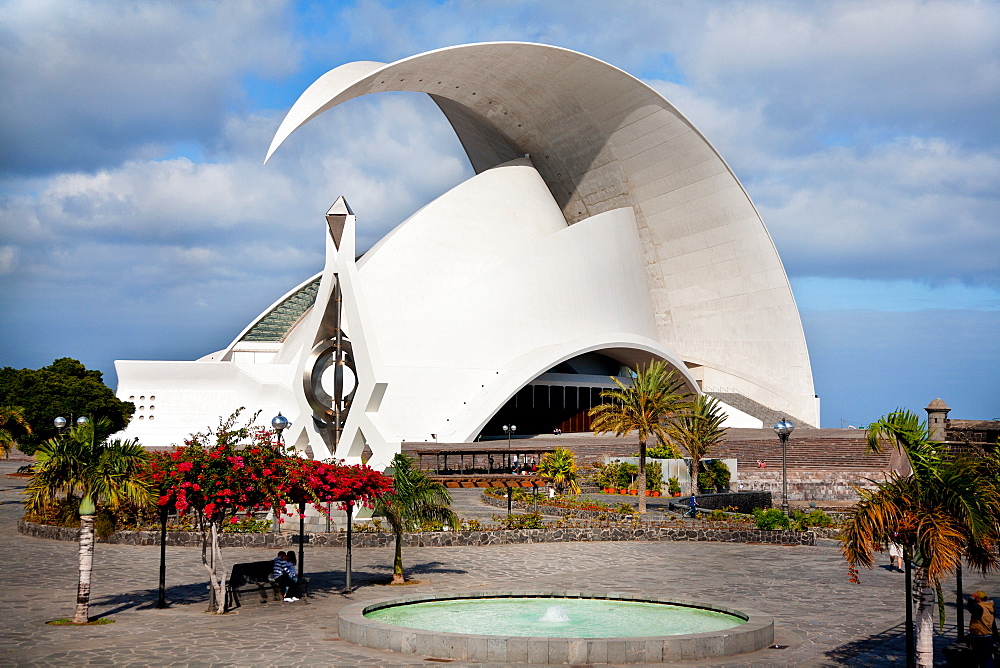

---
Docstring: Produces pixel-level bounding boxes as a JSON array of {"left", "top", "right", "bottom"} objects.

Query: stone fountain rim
[{"left": 338, "top": 589, "right": 775, "bottom": 663}]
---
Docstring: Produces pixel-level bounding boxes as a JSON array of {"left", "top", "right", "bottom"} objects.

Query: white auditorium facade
[{"left": 116, "top": 43, "right": 819, "bottom": 470}]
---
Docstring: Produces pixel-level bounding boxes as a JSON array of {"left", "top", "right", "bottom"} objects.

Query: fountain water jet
[{"left": 539, "top": 605, "right": 570, "bottom": 622}]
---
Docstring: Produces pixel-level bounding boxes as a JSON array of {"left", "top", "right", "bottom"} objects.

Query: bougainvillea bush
[{"left": 149, "top": 409, "right": 392, "bottom": 613}]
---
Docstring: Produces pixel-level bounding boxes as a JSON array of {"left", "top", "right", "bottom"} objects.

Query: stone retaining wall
[{"left": 18, "top": 519, "right": 815, "bottom": 547}]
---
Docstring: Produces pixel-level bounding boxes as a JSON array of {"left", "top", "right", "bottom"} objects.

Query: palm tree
[
  {"left": 666, "top": 394, "right": 727, "bottom": 496},
  {"left": 0, "top": 405, "right": 32, "bottom": 458},
  {"left": 539, "top": 447, "right": 581, "bottom": 494},
  {"left": 589, "top": 361, "right": 693, "bottom": 513},
  {"left": 25, "top": 418, "right": 154, "bottom": 623},
  {"left": 373, "top": 453, "right": 459, "bottom": 584},
  {"left": 841, "top": 409, "right": 1000, "bottom": 667}
]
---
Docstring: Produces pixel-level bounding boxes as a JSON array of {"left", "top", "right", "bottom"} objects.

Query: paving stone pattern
[{"left": 2, "top": 456, "right": 995, "bottom": 666}]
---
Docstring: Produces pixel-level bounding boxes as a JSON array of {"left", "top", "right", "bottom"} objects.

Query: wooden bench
[{"left": 226, "top": 560, "right": 310, "bottom": 610}]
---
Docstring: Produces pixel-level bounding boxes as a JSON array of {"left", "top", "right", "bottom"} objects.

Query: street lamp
[
  {"left": 271, "top": 413, "right": 290, "bottom": 446},
  {"left": 773, "top": 418, "right": 794, "bottom": 515},
  {"left": 54, "top": 416, "right": 88, "bottom": 432},
  {"left": 503, "top": 424, "right": 517, "bottom": 469},
  {"left": 270, "top": 413, "right": 291, "bottom": 538}
]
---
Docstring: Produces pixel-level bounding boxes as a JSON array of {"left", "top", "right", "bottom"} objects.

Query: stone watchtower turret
[{"left": 925, "top": 398, "right": 951, "bottom": 442}]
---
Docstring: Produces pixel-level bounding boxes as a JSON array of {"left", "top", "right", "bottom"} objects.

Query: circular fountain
[{"left": 338, "top": 591, "right": 774, "bottom": 664}]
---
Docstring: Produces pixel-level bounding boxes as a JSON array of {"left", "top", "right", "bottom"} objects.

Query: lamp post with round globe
[
  {"left": 503, "top": 424, "right": 517, "bottom": 469},
  {"left": 502, "top": 424, "right": 517, "bottom": 515},
  {"left": 54, "top": 415, "right": 89, "bottom": 433},
  {"left": 773, "top": 419, "right": 794, "bottom": 515},
  {"left": 271, "top": 413, "right": 290, "bottom": 447},
  {"left": 270, "top": 413, "right": 292, "bottom": 538}
]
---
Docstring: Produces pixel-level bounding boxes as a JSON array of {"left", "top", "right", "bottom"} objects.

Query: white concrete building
[{"left": 116, "top": 42, "right": 817, "bottom": 468}]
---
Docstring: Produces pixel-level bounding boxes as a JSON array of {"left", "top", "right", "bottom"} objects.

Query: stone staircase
[{"left": 714, "top": 428, "right": 895, "bottom": 474}]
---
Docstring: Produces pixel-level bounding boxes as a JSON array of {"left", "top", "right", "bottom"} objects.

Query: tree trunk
[
  {"left": 913, "top": 566, "right": 935, "bottom": 667},
  {"left": 691, "top": 455, "right": 700, "bottom": 497},
  {"left": 73, "top": 514, "right": 96, "bottom": 624},
  {"left": 391, "top": 530, "right": 405, "bottom": 584},
  {"left": 637, "top": 440, "right": 647, "bottom": 514},
  {"left": 202, "top": 520, "right": 226, "bottom": 613}
]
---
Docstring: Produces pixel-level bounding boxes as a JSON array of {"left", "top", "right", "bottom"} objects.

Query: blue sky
[{"left": 1, "top": 0, "right": 997, "bottom": 428}]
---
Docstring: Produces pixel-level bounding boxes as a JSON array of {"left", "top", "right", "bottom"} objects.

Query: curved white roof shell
[
  {"left": 268, "top": 42, "right": 817, "bottom": 426},
  {"left": 115, "top": 42, "right": 817, "bottom": 460}
]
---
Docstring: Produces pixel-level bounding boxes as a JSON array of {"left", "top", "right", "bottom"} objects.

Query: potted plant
[
  {"left": 616, "top": 461, "right": 638, "bottom": 492},
  {"left": 668, "top": 477, "right": 682, "bottom": 497},
  {"left": 645, "top": 461, "right": 663, "bottom": 497}
]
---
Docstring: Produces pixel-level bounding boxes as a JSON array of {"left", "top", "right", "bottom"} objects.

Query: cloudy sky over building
[{"left": 1, "top": 0, "right": 997, "bottom": 428}]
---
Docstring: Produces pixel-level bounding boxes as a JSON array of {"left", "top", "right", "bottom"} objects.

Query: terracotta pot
[
  {"left": 672, "top": 492, "right": 682, "bottom": 497},
  {"left": 651, "top": 491, "right": 660, "bottom": 497},
  {"left": 629, "top": 489, "right": 638, "bottom": 496}
]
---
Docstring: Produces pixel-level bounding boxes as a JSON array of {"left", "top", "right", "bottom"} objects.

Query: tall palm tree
[
  {"left": 666, "top": 394, "right": 727, "bottom": 496},
  {"left": 25, "top": 418, "right": 154, "bottom": 623},
  {"left": 841, "top": 409, "right": 1000, "bottom": 668},
  {"left": 373, "top": 453, "right": 459, "bottom": 584},
  {"left": 589, "top": 361, "right": 693, "bottom": 513},
  {"left": 0, "top": 405, "right": 32, "bottom": 458}
]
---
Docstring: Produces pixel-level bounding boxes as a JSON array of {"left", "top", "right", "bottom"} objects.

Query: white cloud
[
  {"left": 671, "top": 1, "right": 1000, "bottom": 146},
  {"left": 0, "top": 246, "right": 15, "bottom": 275},
  {"left": 0, "top": 0, "right": 299, "bottom": 174},
  {"left": 757, "top": 138, "right": 1000, "bottom": 286}
]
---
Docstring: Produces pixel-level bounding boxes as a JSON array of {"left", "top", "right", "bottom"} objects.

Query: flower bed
[{"left": 18, "top": 518, "right": 816, "bottom": 547}]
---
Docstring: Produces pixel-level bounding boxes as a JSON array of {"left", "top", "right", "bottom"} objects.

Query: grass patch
[{"left": 46, "top": 618, "right": 114, "bottom": 626}]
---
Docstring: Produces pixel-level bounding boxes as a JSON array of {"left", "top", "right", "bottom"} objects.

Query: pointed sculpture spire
[{"left": 325, "top": 196, "right": 354, "bottom": 250}]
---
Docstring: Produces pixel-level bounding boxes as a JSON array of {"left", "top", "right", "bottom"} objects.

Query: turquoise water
[{"left": 365, "top": 597, "right": 745, "bottom": 638}]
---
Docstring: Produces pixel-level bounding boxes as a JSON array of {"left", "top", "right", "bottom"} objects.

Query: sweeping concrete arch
[
  {"left": 115, "top": 42, "right": 816, "bottom": 460},
  {"left": 267, "top": 42, "right": 818, "bottom": 425}
]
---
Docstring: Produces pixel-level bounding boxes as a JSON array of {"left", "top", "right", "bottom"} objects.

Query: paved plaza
[{"left": 2, "top": 455, "right": 995, "bottom": 667}]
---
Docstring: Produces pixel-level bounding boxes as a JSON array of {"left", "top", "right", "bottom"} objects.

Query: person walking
[
  {"left": 968, "top": 590, "right": 996, "bottom": 668},
  {"left": 887, "top": 538, "right": 904, "bottom": 573}
]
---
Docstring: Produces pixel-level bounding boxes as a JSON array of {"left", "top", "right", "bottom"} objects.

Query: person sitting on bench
[{"left": 271, "top": 552, "right": 299, "bottom": 602}]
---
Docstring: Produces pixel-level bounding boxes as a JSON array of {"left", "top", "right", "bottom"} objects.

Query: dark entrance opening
[{"left": 480, "top": 353, "right": 633, "bottom": 437}]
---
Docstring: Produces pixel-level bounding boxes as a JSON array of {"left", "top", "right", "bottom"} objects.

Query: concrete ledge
[
  {"left": 338, "top": 591, "right": 774, "bottom": 664},
  {"left": 18, "top": 519, "right": 815, "bottom": 547}
]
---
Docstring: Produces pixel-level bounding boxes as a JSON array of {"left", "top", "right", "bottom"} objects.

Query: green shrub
[
  {"left": 697, "top": 469, "right": 715, "bottom": 492},
  {"left": 24, "top": 496, "right": 81, "bottom": 528},
  {"left": 644, "top": 442, "right": 682, "bottom": 459},
  {"left": 615, "top": 502, "right": 638, "bottom": 515},
  {"left": 667, "top": 477, "right": 681, "bottom": 494},
  {"left": 615, "top": 461, "right": 639, "bottom": 489},
  {"left": 790, "top": 509, "right": 834, "bottom": 530},
  {"left": 645, "top": 460, "right": 663, "bottom": 492},
  {"left": 493, "top": 512, "right": 545, "bottom": 529},
  {"left": 707, "top": 459, "right": 731, "bottom": 490},
  {"left": 539, "top": 447, "right": 581, "bottom": 494},
  {"left": 460, "top": 518, "right": 483, "bottom": 531},
  {"left": 354, "top": 518, "right": 387, "bottom": 533},
  {"left": 95, "top": 509, "right": 117, "bottom": 539},
  {"left": 753, "top": 508, "right": 791, "bottom": 530},
  {"left": 222, "top": 517, "right": 272, "bottom": 533}
]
